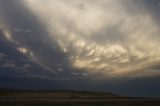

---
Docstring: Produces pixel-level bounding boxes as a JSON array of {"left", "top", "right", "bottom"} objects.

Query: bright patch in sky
[
  {"left": 23, "top": 0, "right": 160, "bottom": 78},
  {"left": 1, "top": 0, "right": 160, "bottom": 79}
]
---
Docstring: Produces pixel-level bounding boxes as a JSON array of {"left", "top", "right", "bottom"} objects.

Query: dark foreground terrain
[{"left": 0, "top": 90, "right": 160, "bottom": 106}]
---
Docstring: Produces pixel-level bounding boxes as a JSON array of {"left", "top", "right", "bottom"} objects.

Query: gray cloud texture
[{"left": 0, "top": 0, "right": 160, "bottom": 79}]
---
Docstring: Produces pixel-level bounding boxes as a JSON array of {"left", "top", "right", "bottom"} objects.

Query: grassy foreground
[{"left": 0, "top": 90, "right": 159, "bottom": 106}]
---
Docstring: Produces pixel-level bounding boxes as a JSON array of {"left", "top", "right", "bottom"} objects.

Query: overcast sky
[{"left": 0, "top": 0, "right": 160, "bottom": 97}]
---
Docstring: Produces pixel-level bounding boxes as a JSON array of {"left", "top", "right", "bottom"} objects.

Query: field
[{"left": 0, "top": 90, "right": 160, "bottom": 106}]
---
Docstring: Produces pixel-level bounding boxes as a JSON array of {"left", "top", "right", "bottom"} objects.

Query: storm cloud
[
  {"left": 24, "top": 0, "right": 160, "bottom": 78},
  {"left": 0, "top": 0, "right": 160, "bottom": 79},
  {"left": 1, "top": 0, "right": 160, "bottom": 98}
]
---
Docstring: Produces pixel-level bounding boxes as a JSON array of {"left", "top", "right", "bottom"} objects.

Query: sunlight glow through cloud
[
  {"left": 23, "top": 0, "right": 160, "bottom": 78},
  {"left": 1, "top": 0, "right": 160, "bottom": 78}
]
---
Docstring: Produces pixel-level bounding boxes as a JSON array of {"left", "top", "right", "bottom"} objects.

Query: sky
[{"left": 0, "top": 0, "right": 160, "bottom": 98}]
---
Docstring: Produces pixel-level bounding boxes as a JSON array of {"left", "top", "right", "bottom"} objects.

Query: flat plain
[{"left": 0, "top": 90, "right": 159, "bottom": 106}]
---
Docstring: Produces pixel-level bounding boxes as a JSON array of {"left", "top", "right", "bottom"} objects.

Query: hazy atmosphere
[{"left": 0, "top": 0, "right": 160, "bottom": 98}]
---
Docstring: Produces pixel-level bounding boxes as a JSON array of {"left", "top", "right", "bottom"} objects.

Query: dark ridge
[
  {"left": 0, "top": 88, "right": 160, "bottom": 106},
  {"left": 0, "top": 88, "right": 118, "bottom": 96},
  {"left": 0, "top": 88, "right": 156, "bottom": 99}
]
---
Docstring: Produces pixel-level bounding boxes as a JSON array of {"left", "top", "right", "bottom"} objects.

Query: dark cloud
[
  {"left": 0, "top": 0, "right": 160, "bottom": 98},
  {"left": 0, "top": 53, "right": 6, "bottom": 58},
  {"left": 0, "top": 0, "right": 79, "bottom": 78}
]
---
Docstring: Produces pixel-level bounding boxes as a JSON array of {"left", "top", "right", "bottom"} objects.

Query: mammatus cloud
[
  {"left": 1, "top": 0, "right": 160, "bottom": 79},
  {"left": 24, "top": 0, "right": 160, "bottom": 78}
]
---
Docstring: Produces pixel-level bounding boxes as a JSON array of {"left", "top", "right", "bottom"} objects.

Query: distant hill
[
  {"left": 0, "top": 89, "right": 119, "bottom": 98},
  {"left": 0, "top": 89, "right": 160, "bottom": 106}
]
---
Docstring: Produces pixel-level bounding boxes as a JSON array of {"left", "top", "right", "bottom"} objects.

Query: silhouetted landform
[{"left": 0, "top": 89, "right": 160, "bottom": 106}]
